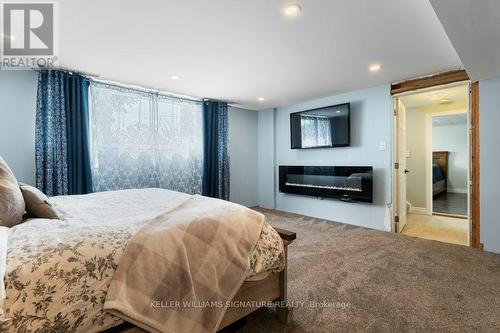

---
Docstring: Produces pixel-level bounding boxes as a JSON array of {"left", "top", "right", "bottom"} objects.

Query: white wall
[
  {"left": 257, "top": 109, "right": 275, "bottom": 209},
  {"left": 0, "top": 71, "right": 38, "bottom": 185},
  {"left": 405, "top": 108, "right": 428, "bottom": 208},
  {"left": 432, "top": 123, "right": 468, "bottom": 193},
  {"left": 479, "top": 77, "right": 500, "bottom": 253},
  {"left": 228, "top": 106, "right": 259, "bottom": 207},
  {"left": 260, "top": 85, "right": 392, "bottom": 231},
  {"left": 405, "top": 107, "right": 468, "bottom": 211}
]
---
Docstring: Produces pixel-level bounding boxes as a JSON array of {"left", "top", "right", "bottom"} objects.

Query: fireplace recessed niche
[{"left": 279, "top": 166, "right": 373, "bottom": 203}]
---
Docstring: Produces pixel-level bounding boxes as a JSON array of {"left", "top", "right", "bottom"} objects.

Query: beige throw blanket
[{"left": 104, "top": 195, "right": 265, "bottom": 333}]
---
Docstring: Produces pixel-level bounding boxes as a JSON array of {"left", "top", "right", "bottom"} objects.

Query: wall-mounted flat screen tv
[{"left": 290, "top": 103, "right": 350, "bottom": 149}]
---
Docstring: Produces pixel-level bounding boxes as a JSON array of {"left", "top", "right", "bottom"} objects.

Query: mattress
[
  {"left": 433, "top": 179, "right": 447, "bottom": 196},
  {"left": 1, "top": 189, "right": 284, "bottom": 333}
]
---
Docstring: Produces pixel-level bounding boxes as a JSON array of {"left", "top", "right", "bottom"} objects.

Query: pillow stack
[
  {"left": 0, "top": 157, "right": 59, "bottom": 227},
  {"left": 0, "top": 157, "right": 25, "bottom": 227}
]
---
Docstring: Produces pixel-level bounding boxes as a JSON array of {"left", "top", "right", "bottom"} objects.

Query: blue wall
[
  {"left": 0, "top": 71, "right": 38, "bottom": 185},
  {"left": 260, "top": 85, "right": 393, "bottom": 231},
  {"left": 2, "top": 70, "right": 499, "bottom": 252},
  {"left": 228, "top": 106, "right": 259, "bottom": 207},
  {"left": 479, "top": 77, "right": 500, "bottom": 253},
  {"left": 0, "top": 72, "right": 261, "bottom": 207}
]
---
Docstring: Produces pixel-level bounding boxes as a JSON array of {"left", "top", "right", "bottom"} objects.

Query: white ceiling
[
  {"left": 400, "top": 85, "right": 468, "bottom": 109},
  {"left": 58, "top": 0, "right": 462, "bottom": 110},
  {"left": 433, "top": 113, "right": 467, "bottom": 127},
  {"left": 430, "top": 0, "right": 500, "bottom": 82}
]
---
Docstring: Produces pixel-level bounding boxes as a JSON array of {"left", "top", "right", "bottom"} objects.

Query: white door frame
[{"left": 391, "top": 80, "right": 470, "bottom": 233}]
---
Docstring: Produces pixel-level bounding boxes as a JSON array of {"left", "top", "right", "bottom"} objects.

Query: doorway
[
  {"left": 431, "top": 113, "right": 468, "bottom": 218},
  {"left": 393, "top": 83, "right": 470, "bottom": 246}
]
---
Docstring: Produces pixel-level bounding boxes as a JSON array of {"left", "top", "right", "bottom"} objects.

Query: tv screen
[{"left": 290, "top": 103, "right": 350, "bottom": 149}]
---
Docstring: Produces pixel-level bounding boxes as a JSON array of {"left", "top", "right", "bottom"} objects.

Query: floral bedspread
[{"left": 1, "top": 189, "right": 284, "bottom": 333}]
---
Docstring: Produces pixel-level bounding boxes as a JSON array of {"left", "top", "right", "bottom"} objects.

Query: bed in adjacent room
[
  {"left": 0, "top": 188, "right": 294, "bottom": 333},
  {"left": 433, "top": 151, "right": 448, "bottom": 196}
]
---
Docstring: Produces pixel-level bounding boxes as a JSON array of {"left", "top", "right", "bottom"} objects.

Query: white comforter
[{"left": 0, "top": 189, "right": 284, "bottom": 333}]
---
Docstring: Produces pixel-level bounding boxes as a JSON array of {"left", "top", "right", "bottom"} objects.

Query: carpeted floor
[{"left": 237, "top": 208, "right": 500, "bottom": 333}]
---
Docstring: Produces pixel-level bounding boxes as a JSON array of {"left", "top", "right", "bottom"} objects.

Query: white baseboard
[
  {"left": 447, "top": 188, "right": 467, "bottom": 194},
  {"left": 410, "top": 206, "right": 431, "bottom": 215}
]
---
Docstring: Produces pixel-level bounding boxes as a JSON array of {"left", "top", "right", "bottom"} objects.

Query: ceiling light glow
[
  {"left": 283, "top": 3, "right": 302, "bottom": 18},
  {"left": 369, "top": 64, "right": 382, "bottom": 73},
  {"left": 258, "top": 97, "right": 265, "bottom": 102},
  {"left": 170, "top": 75, "right": 180, "bottom": 80}
]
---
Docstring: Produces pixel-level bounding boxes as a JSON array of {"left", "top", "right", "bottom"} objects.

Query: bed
[
  {"left": 433, "top": 151, "right": 448, "bottom": 196},
  {"left": 0, "top": 188, "right": 295, "bottom": 333}
]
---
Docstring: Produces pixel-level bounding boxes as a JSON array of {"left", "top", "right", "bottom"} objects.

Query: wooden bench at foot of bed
[
  {"left": 104, "top": 228, "right": 296, "bottom": 333},
  {"left": 218, "top": 227, "right": 296, "bottom": 331}
]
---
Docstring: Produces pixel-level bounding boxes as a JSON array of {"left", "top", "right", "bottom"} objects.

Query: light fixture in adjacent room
[
  {"left": 283, "top": 3, "right": 302, "bottom": 18},
  {"left": 369, "top": 64, "right": 382, "bottom": 73},
  {"left": 170, "top": 75, "right": 180, "bottom": 80},
  {"left": 0, "top": 33, "right": 14, "bottom": 40},
  {"left": 258, "top": 97, "right": 265, "bottom": 102},
  {"left": 439, "top": 98, "right": 453, "bottom": 105}
]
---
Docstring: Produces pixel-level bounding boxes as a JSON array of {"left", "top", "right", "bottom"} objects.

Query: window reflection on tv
[{"left": 290, "top": 103, "right": 350, "bottom": 149}]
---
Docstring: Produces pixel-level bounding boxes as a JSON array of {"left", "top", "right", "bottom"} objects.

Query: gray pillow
[
  {"left": 19, "top": 183, "right": 59, "bottom": 219},
  {"left": 0, "top": 157, "right": 25, "bottom": 227}
]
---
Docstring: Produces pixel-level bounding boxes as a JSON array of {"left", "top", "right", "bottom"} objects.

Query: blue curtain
[
  {"left": 35, "top": 70, "right": 93, "bottom": 196},
  {"left": 65, "top": 75, "right": 93, "bottom": 195},
  {"left": 202, "top": 100, "right": 229, "bottom": 200},
  {"left": 35, "top": 71, "right": 68, "bottom": 196}
]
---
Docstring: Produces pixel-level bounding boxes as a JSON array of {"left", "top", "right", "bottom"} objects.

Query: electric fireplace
[{"left": 279, "top": 166, "right": 373, "bottom": 203}]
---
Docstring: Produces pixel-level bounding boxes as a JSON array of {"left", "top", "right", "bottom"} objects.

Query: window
[
  {"left": 89, "top": 82, "right": 203, "bottom": 194},
  {"left": 300, "top": 114, "right": 332, "bottom": 148}
]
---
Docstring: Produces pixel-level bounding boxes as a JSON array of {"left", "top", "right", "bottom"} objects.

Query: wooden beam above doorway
[{"left": 391, "top": 70, "right": 470, "bottom": 95}]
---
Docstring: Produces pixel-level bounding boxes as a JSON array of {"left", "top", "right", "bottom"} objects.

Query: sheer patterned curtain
[
  {"left": 89, "top": 82, "right": 203, "bottom": 194},
  {"left": 300, "top": 114, "right": 332, "bottom": 148}
]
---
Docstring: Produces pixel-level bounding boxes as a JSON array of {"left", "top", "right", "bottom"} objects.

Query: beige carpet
[
  {"left": 402, "top": 213, "right": 468, "bottom": 245},
  {"left": 236, "top": 208, "right": 500, "bottom": 333}
]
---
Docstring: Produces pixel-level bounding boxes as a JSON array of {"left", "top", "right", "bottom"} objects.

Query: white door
[{"left": 395, "top": 98, "right": 407, "bottom": 233}]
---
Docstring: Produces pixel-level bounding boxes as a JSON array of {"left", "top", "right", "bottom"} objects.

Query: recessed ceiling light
[
  {"left": 336, "top": 110, "right": 341, "bottom": 113},
  {"left": 170, "top": 75, "right": 180, "bottom": 80},
  {"left": 369, "top": 64, "right": 382, "bottom": 73},
  {"left": 258, "top": 97, "right": 265, "bottom": 102},
  {"left": 283, "top": 3, "right": 302, "bottom": 18}
]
